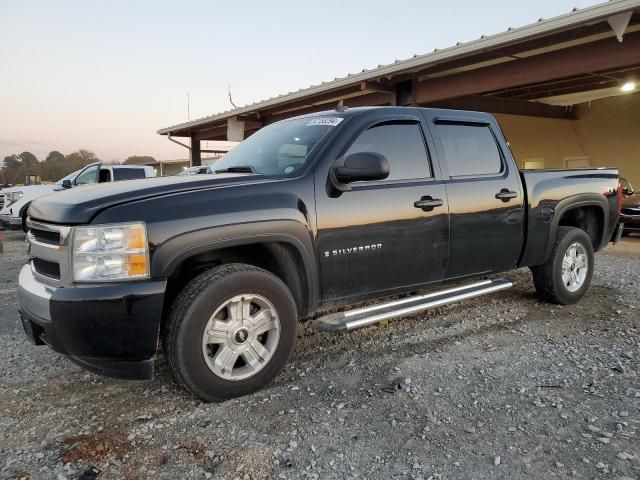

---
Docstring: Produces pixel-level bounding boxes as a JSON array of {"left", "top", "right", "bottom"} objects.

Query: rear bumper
[
  {"left": 17, "top": 264, "right": 166, "bottom": 380},
  {"left": 620, "top": 213, "right": 640, "bottom": 231}
]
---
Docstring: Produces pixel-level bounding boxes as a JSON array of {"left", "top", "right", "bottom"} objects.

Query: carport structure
[{"left": 158, "top": 0, "right": 640, "bottom": 184}]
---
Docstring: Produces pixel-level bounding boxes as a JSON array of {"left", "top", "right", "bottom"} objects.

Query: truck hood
[{"left": 29, "top": 173, "right": 273, "bottom": 224}]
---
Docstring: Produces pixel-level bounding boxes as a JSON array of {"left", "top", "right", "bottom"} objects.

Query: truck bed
[{"left": 518, "top": 167, "right": 619, "bottom": 267}]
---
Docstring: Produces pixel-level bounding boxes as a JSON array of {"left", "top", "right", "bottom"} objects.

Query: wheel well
[
  {"left": 20, "top": 202, "right": 30, "bottom": 232},
  {"left": 557, "top": 206, "right": 603, "bottom": 250},
  {"left": 162, "top": 242, "right": 309, "bottom": 327}
]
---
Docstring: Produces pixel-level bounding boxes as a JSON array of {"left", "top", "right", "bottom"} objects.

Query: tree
[
  {"left": 1, "top": 154, "right": 22, "bottom": 184},
  {"left": 0, "top": 149, "right": 101, "bottom": 184},
  {"left": 40, "top": 151, "right": 68, "bottom": 181},
  {"left": 0, "top": 152, "right": 39, "bottom": 184},
  {"left": 124, "top": 155, "right": 156, "bottom": 165},
  {"left": 19, "top": 151, "right": 39, "bottom": 170},
  {"left": 65, "top": 149, "right": 99, "bottom": 171},
  {"left": 46, "top": 151, "right": 66, "bottom": 163}
]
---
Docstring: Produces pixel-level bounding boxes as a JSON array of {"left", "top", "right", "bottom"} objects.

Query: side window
[
  {"left": 435, "top": 123, "right": 503, "bottom": 177},
  {"left": 345, "top": 122, "right": 431, "bottom": 181},
  {"left": 113, "top": 168, "right": 146, "bottom": 181},
  {"left": 74, "top": 165, "right": 99, "bottom": 186},
  {"left": 99, "top": 169, "right": 111, "bottom": 182}
]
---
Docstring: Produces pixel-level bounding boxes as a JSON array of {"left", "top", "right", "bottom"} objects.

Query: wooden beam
[
  {"left": 414, "top": 32, "right": 640, "bottom": 104},
  {"left": 513, "top": 79, "right": 620, "bottom": 100},
  {"left": 360, "top": 80, "right": 393, "bottom": 93},
  {"left": 235, "top": 115, "right": 263, "bottom": 128},
  {"left": 490, "top": 64, "right": 640, "bottom": 98},
  {"left": 193, "top": 125, "right": 227, "bottom": 141},
  {"left": 426, "top": 95, "right": 579, "bottom": 120},
  {"left": 264, "top": 91, "right": 393, "bottom": 124},
  {"left": 235, "top": 115, "right": 259, "bottom": 122},
  {"left": 263, "top": 85, "right": 364, "bottom": 116}
]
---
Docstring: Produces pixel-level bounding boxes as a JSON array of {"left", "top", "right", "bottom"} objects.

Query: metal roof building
[{"left": 158, "top": 0, "right": 640, "bottom": 183}]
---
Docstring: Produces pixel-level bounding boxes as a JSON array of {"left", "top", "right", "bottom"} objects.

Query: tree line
[{"left": 0, "top": 151, "right": 156, "bottom": 185}]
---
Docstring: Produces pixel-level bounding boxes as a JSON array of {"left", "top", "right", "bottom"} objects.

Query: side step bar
[{"left": 312, "top": 278, "right": 513, "bottom": 332}]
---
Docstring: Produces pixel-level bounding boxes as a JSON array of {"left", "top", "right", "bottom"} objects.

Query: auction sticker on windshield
[{"left": 306, "top": 117, "right": 344, "bottom": 127}]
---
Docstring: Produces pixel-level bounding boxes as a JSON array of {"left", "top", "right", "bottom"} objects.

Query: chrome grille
[
  {"left": 32, "top": 257, "right": 61, "bottom": 279},
  {"left": 30, "top": 226, "right": 61, "bottom": 245},
  {"left": 26, "top": 219, "right": 72, "bottom": 285}
]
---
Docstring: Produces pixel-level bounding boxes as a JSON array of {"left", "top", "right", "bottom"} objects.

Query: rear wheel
[
  {"left": 164, "top": 264, "right": 298, "bottom": 402},
  {"left": 530, "top": 226, "right": 594, "bottom": 305}
]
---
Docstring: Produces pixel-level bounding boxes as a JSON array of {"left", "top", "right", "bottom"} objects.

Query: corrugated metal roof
[{"left": 158, "top": 0, "right": 640, "bottom": 135}]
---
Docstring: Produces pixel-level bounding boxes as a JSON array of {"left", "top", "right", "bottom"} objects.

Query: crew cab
[
  {"left": 18, "top": 107, "right": 622, "bottom": 401},
  {"left": 0, "top": 163, "right": 155, "bottom": 231}
]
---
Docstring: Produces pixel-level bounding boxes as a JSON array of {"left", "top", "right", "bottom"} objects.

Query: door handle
[
  {"left": 414, "top": 196, "right": 443, "bottom": 211},
  {"left": 495, "top": 189, "right": 518, "bottom": 202}
]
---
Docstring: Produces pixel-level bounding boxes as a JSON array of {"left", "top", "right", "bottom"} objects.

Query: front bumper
[
  {"left": 0, "top": 213, "right": 21, "bottom": 229},
  {"left": 17, "top": 264, "right": 166, "bottom": 380},
  {"left": 620, "top": 213, "right": 640, "bottom": 232}
]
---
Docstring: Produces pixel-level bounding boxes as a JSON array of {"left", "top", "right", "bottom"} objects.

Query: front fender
[{"left": 150, "top": 219, "right": 320, "bottom": 311}]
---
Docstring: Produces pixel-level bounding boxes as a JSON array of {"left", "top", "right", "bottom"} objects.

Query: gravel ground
[{"left": 1, "top": 230, "right": 639, "bottom": 480}]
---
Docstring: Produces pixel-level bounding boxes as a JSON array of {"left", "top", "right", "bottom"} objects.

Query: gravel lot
[{"left": 1, "top": 230, "right": 639, "bottom": 480}]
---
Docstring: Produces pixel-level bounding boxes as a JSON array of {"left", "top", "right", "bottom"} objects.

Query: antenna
[
  {"left": 228, "top": 84, "right": 238, "bottom": 109},
  {"left": 187, "top": 92, "right": 190, "bottom": 120}
]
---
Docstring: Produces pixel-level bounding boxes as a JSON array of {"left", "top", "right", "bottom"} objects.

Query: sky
[{"left": 0, "top": 0, "right": 603, "bottom": 164}]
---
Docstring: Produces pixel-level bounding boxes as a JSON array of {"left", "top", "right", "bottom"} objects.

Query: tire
[
  {"left": 530, "top": 226, "right": 594, "bottom": 305},
  {"left": 164, "top": 263, "right": 298, "bottom": 402}
]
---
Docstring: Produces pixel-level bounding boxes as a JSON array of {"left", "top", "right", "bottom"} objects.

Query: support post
[
  {"left": 190, "top": 137, "right": 201, "bottom": 166},
  {"left": 227, "top": 117, "right": 245, "bottom": 142}
]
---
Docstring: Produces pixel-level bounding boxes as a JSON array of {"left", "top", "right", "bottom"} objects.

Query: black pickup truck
[{"left": 18, "top": 107, "right": 623, "bottom": 401}]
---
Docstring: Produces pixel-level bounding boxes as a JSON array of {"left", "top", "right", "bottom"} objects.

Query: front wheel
[
  {"left": 164, "top": 264, "right": 298, "bottom": 402},
  {"left": 530, "top": 226, "right": 594, "bottom": 305}
]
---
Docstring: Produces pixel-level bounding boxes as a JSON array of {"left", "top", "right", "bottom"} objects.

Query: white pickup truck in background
[{"left": 0, "top": 162, "right": 155, "bottom": 231}]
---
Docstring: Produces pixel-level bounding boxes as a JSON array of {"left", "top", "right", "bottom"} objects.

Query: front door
[
  {"left": 316, "top": 119, "right": 450, "bottom": 301},
  {"left": 424, "top": 112, "right": 524, "bottom": 279}
]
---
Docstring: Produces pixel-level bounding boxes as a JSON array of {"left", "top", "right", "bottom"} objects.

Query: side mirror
[
  {"left": 333, "top": 152, "right": 390, "bottom": 184},
  {"left": 62, "top": 179, "right": 72, "bottom": 189},
  {"left": 622, "top": 187, "right": 634, "bottom": 196}
]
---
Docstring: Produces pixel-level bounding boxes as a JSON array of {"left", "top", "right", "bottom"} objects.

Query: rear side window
[
  {"left": 436, "top": 123, "right": 503, "bottom": 177},
  {"left": 113, "top": 168, "right": 146, "bottom": 181},
  {"left": 345, "top": 122, "right": 431, "bottom": 181}
]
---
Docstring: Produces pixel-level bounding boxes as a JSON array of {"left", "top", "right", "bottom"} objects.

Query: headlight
[
  {"left": 71, "top": 222, "right": 149, "bottom": 282},
  {"left": 6, "top": 191, "right": 23, "bottom": 205}
]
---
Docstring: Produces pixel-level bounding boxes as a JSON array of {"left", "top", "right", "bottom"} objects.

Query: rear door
[
  {"left": 423, "top": 111, "right": 523, "bottom": 279},
  {"left": 315, "top": 116, "right": 450, "bottom": 300}
]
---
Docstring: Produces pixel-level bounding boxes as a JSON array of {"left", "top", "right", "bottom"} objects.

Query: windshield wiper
[{"left": 214, "top": 165, "right": 258, "bottom": 174}]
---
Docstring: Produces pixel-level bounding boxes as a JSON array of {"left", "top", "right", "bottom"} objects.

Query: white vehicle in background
[
  {"left": 0, "top": 162, "right": 155, "bottom": 231},
  {"left": 178, "top": 165, "right": 211, "bottom": 175}
]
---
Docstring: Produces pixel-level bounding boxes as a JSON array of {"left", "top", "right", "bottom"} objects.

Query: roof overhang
[{"left": 159, "top": 0, "right": 640, "bottom": 139}]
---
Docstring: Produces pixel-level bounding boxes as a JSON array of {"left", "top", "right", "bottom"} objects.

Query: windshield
[
  {"left": 55, "top": 168, "right": 83, "bottom": 185},
  {"left": 211, "top": 116, "right": 342, "bottom": 177}
]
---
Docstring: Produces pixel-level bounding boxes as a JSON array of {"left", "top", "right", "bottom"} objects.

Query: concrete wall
[{"left": 495, "top": 92, "right": 640, "bottom": 186}]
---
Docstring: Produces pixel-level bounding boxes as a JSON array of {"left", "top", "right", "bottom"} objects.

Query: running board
[{"left": 312, "top": 278, "right": 513, "bottom": 332}]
